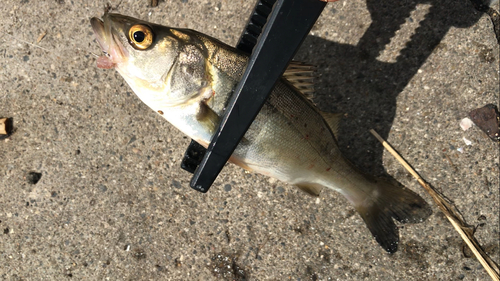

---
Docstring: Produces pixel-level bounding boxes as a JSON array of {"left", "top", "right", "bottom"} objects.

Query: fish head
[{"left": 91, "top": 13, "right": 210, "bottom": 106}]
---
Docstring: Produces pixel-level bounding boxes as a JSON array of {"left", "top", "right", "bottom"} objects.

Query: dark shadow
[{"left": 294, "top": 0, "right": 485, "bottom": 175}]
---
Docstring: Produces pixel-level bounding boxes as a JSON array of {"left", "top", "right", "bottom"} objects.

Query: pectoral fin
[{"left": 196, "top": 101, "right": 220, "bottom": 135}]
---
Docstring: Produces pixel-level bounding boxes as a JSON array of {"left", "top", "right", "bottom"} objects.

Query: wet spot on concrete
[
  {"left": 209, "top": 252, "right": 247, "bottom": 280},
  {"left": 306, "top": 265, "right": 319, "bottom": 281},
  {"left": 26, "top": 172, "right": 42, "bottom": 184},
  {"left": 293, "top": 220, "right": 311, "bottom": 235},
  {"left": 402, "top": 239, "right": 430, "bottom": 270},
  {"left": 133, "top": 248, "right": 146, "bottom": 260},
  {"left": 479, "top": 47, "right": 495, "bottom": 63},
  {"left": 172, "top": 180, "right": 182, "bottom": 189},
  {"left": 61, "top": 76, "right": 73, "bottom": 83}
]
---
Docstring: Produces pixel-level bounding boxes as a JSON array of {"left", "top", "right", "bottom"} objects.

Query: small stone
[
  {"left": 459, "top": 117, "right": 473, "bottom": 131},
  {"left": 0, "top": 117, "right": 14, "bottom": 138},
  {"left": 469, "top": 104, "right": 500, "bottom": 143},
  {"left": 26, "top": 172, "right": 42, "bottom": 184}
]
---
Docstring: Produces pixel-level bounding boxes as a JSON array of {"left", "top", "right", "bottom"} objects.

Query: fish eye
[{"left": 128, "top": 24, "right": 154, "bottom": 50}]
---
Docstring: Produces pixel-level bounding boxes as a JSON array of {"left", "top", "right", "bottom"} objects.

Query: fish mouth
[
  {"left": 90, "top": 17, "right": 109, "bottom": 52},
  {"left": 91, "top": 14, "right": 128, "bottom": 68}
]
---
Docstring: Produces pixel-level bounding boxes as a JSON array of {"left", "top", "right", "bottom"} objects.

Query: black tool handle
[
  {"left": 189, "top": 0, "right": 326, "bottom": 192},
  {"left": 179, "top": 0, "right": 276, "bottom": 175}
]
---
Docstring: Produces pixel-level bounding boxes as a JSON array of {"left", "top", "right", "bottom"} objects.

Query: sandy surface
[{"left": 1, "top": 0, "right": 499, "bottom": 280}]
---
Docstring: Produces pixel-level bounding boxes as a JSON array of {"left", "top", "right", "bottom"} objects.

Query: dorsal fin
[
  {"left": 321, "top": 112, "right": 343, "bottom": 138},
  {"left": 283, "top": 61, "right": 315, "bottom": 100}
]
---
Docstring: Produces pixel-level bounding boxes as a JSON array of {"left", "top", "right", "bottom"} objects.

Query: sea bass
[{"left": 91, "top": 13, "right": 431, "bottom": 253}]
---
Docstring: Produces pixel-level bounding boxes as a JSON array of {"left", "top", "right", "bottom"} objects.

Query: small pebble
[
  {"left": 27, "top": 172, "right": 42, "bottom": 185},
  {"left": 459, "top": 117, "right": 473, "bottom": 131}
]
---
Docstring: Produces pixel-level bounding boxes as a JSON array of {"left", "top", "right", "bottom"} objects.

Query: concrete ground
[{"left": 1, "top": 0, "right": 498, "bottom": 280}]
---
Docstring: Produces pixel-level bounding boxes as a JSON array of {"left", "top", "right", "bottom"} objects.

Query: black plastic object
[
  {"left": 180, "top": 0, "right": 276, "bottom": 176},
  {"left": 186, "top": 0, "right": 326, "bottom": 192},
  {"left": 180, "top": 140, "right": 207, "bottom": 173},
  {"left": 236, "top": 0, "right": 277, "bottom": 54}
]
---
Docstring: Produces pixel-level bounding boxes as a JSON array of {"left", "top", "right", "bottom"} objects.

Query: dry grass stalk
[{"left": 370, "top": 129, "right": 499, "bottom": 281}]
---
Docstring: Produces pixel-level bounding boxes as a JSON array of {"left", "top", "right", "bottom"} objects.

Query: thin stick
[
  {"left": 370, "top": 129, "right": 499, "bottom": 281},
  {"left": 11, "top": 36, "right": 52, "bottom": 53}
]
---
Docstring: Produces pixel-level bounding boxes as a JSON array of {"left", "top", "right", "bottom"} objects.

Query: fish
[{"left": 90, "top": 13, "right": 432, "bottom": 253}]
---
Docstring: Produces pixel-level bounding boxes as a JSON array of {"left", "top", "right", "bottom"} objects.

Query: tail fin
[{"left": 354, "top": 177, "right": 432, "bottom": 253}]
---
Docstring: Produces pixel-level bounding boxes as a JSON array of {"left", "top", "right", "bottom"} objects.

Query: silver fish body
[{"left": 91, "top": 13, "right": 431, "bottom": 253}]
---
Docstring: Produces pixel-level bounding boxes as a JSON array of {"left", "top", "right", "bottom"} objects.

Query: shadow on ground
[{"left": 295, "top": 0, "right": 485, "bottom": 175}]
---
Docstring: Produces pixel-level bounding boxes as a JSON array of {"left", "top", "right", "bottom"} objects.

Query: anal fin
[
  {"left": 295, "top": 182, "right": 324, "bottom": 196},
  {"left": 321, "top": 112, "right": 343, "bottom": 138}
]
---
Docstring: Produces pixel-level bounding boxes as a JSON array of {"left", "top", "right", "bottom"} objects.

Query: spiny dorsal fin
[
  {"left": 283, "top": 61, "right": 315, "bottom": 100},
  {"left": 321, "top": 112, "right": 343, "bottom": 138}
]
